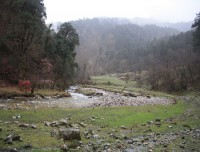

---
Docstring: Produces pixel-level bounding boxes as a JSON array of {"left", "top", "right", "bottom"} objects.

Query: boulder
[
  {"left": 31, "top": 124, "right": 37, "bottom": 129},
  {"left": 44, "top": 121, "right": 50, "bottom": 126},
  {"left": 95, "top": 93, "right": 103, "bottom": 96},
  {"left": 4, "top": 134, "right": 21, "bottom": 144},
  {"left": 146, "top": 95, "right": 151, "bottom": 98},
  {"left": 79, "top": 122, "right": 86, "bottom": 128},
  {"left": 59, "top": 119, "right": 68, "bottom": 126},
  {"left": 59, "top": 128, "right": 81, "bottom": 140},
  {"left": 12, "top": 135, "right": 21, "bottom": 141},
  {"left": 129, "top": 93, "right": 139, "bottom": 97}
]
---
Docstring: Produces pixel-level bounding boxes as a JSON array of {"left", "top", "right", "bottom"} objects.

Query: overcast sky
[{"left": 44, "top": 0, "right": 200, "bottom": 23}]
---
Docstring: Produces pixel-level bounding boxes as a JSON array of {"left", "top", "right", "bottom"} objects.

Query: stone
[
  {"left": 11, "top": 148, "right": 19, "bottom": 152},
  {"left": 146, "top": 95, "right": 151, "bottom": 98},
  {"left": 88, "top": 129, "right": 94, "bottom": 135},
  {"left": 127, "top": 139, "right": 133, "bottom": 144},
  {"left": 31, "top": 124, "right": 37, "bottom": 129},
  {"left": 6, "top": 138, "right": 13, "bottom": 144},
  {"left": 95, "top": 92, "right": 103, "bottom": 96},
  {"left": 44, "top": 121, "right": 50, "bottom": 126},
  {"left": 71, "top": 123, "right": 79, "bottom": 129},
  {"left": 12, "top": 135, "right": 21, "bottom": 141},
  {"left": 59, "top": 128, "right": 81, "bottom": 140},
  {"left": 4, "top": 134, "right": 21, "bottom": 144},
  {"left": 50, "top": 121, "right": 59, "bottom": 127},
  {"left": 17, "top": 114, "right": 21, "bottom": 119},
  {"left": 79, "top": 122, "right": 86, "bottom": 127},
  {"left": 104, "top": 143, "right": 111, "bottom": 149},
  {"left": 59, "top": 119, "right": 68, "bottom": 125},
  {"left": 155, "top": 122, "right": 161, "bottom": 126},
  {"left": 116, "top": 143, "right": 122, "bottom": 148},
  {"left": 14, "top": 121, "right": 19, "bottom": 124},
  {"left": 91, "top": 134, "right": 100, "bottom": 139},
  {"left": 129, "top": 93, "right": 139, "bottom": 97},
  {"left": 121, "top": 126, "right": 127, "bottom": 129},
  {"left": 147, "top": 121, "right": 154, "bottom": 124},
  {"left": 18, "top": 124, "right": 29, "bottom": 128},
  {"left": 4, "top": 134, "right": 12, "bottom": 141},
  {"left": 60, "top": 144, "right": 68, "bottom": 151}
]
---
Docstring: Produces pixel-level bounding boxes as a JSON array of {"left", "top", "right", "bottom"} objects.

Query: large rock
[{"left": 59, "top": 128, "right": 81, "bottom": 140}]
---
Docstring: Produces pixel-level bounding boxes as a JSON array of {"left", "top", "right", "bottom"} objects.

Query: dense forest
[
  {"left": 72, "top": 17, "right": 200, "bottom": 91},
  {"left": 0, "top": 0, "right": 79, "bottom": 92}
]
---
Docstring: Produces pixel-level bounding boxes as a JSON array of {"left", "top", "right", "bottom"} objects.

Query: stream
[{"left": 0, "top": 86, "right": 173, "bottom": 110}]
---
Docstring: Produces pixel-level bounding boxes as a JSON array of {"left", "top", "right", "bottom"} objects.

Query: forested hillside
[
  {"left": 72, "top": 18, "right": 200, "bottom": 91},
  {"left": 72, "top": 18, "right": 179, "bottom": 76}
]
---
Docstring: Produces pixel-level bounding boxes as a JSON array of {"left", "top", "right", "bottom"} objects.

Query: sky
[{"left": 44, "top": 0, "right": 200, "bottom": 23}]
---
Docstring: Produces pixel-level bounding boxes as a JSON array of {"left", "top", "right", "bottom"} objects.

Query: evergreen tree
[{"left": 192, "top": 12, "right": 200, "bottom": 53}]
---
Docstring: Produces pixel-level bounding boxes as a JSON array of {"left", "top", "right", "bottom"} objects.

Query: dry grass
[{"left": 0, "top": 87, "right": 69, "bottom": 97}]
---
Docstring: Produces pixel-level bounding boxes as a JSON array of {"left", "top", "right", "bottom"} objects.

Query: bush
[{"left": 17, "top": 80, "right": 32, "bottom": 93}]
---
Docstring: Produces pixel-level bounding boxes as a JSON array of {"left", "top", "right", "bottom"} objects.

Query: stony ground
[
  {"left": 81, "top": 88, "right": 174, "bottom": 108},
  {"left": 0, "top": 87, "right": 174, "bottom": 110}
]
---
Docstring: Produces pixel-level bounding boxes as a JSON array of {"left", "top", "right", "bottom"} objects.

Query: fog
[{"left": 44, "top": 0, "right": 200, "bottom": 23}]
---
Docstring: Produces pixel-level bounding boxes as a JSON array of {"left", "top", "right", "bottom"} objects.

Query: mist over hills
[
  {"left": 51, "top": 17, "right": 193, "bottom": 32},
  {"left": 69, "top": 18, "right": 180, "bottom": 76},
  {"left": 130, "top": 17, "right": 192, "bottom": 32}
]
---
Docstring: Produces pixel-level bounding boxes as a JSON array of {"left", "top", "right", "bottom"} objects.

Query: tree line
[{"left": 0, "top": 0, "right": 79, "bottom": 93}]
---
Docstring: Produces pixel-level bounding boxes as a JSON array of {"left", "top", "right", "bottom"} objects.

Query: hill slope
[{"left": 71, "top": 18, "right": 179, "bottom": 77}]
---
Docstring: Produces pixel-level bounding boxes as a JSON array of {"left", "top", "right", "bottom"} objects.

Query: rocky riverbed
[{"left": 0, "top": 87, "right": 175, "bottom": 110}]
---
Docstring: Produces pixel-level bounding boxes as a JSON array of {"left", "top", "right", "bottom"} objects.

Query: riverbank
[
  {"left": 0, "top": 86, "right": 176, "bottom": 110},
  {"left": 0, "top": 87, "right": 70, "bottom": 99}
]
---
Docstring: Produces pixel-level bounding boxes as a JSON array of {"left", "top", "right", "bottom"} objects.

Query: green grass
[
  {"left": 90, "top": 75, "right": 175, "bottom": 98},
  {"left": 92, "top": 75, "right": 125, "bottom": 86},
  {"left": 1, "top": 98, "right": 200, "bottom": 151},
  {"left": 0, "top": 101, "right": 186, "bottom": 149},
  {"left": 0, "top": 101, "right": 184, "bottom": 126}
]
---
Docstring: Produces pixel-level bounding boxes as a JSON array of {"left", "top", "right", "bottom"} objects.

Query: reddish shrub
[{"left": 17, "top": 80, "right": 32, "bottom": 93}]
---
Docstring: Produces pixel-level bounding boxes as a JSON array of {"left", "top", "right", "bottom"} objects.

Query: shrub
[{"left": 17, "top": 80, "right": 32, "bottom": 93}]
